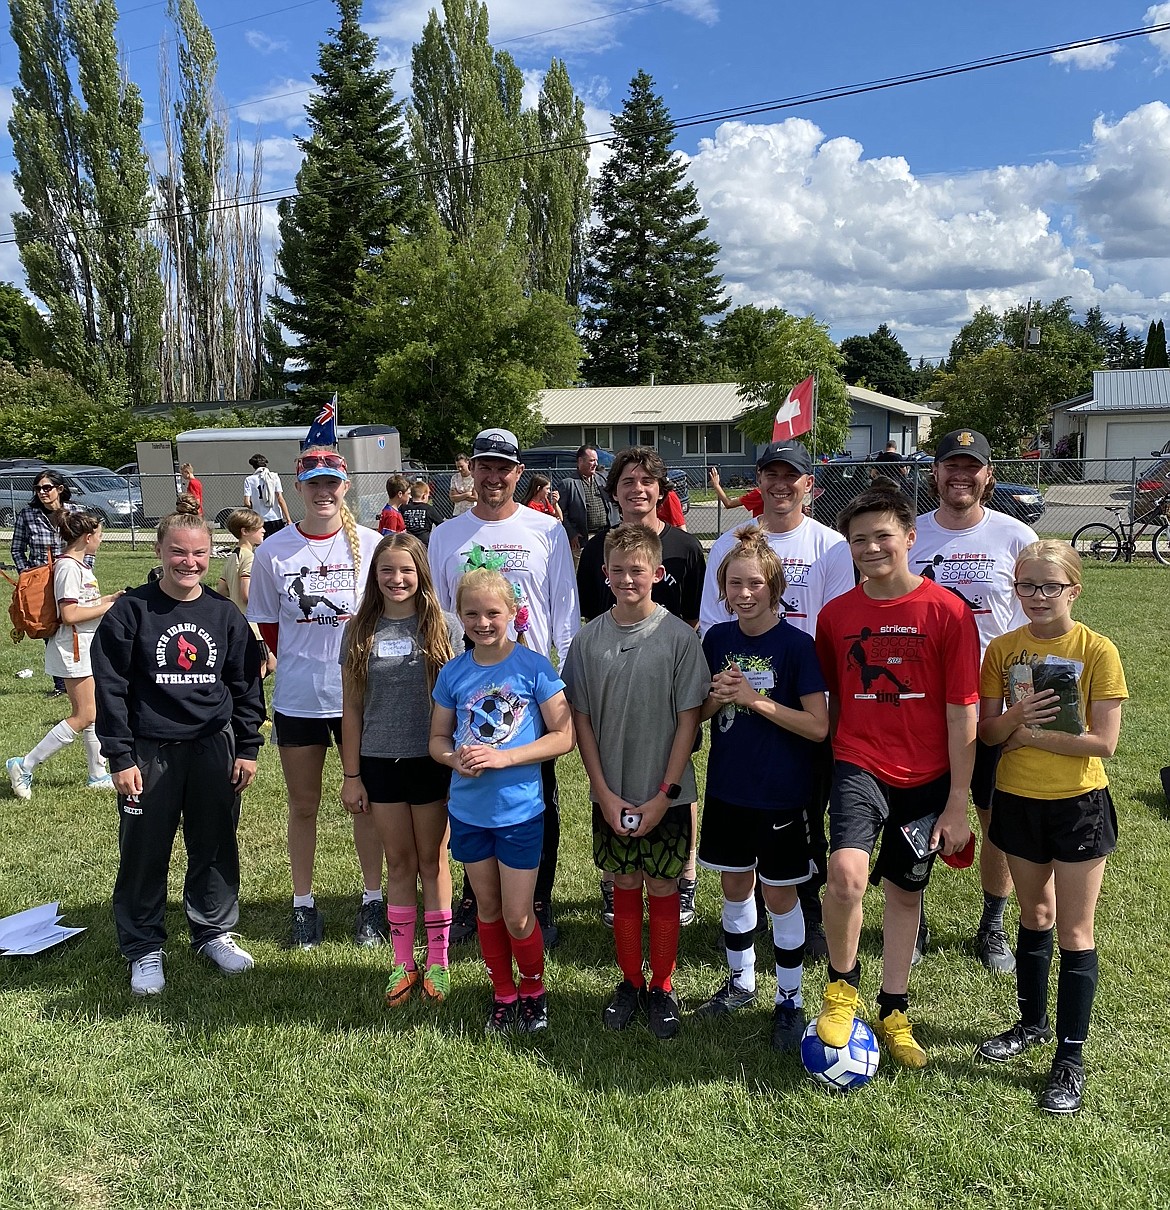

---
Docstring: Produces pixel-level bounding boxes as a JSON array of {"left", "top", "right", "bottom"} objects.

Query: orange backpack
[{"left": 3, "top": 552, "right": 61, "bottom": 642}]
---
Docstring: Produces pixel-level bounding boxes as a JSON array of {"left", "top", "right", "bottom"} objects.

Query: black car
[
  {"left": 519, "top": 446, "right": 690, "bottom": 513},
  {"left": 811, "top": 454, "right": 1045, "bottom": 527}
]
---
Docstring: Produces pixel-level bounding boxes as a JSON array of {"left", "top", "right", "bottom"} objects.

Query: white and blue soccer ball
[
  {"left": 469, "top": 694, "right": 516, "bottom": 744},
  {"left": 800, "top": 1018, "right": 880, "bottom": 1091}
]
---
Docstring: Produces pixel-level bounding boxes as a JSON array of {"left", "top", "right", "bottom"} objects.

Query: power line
[{"left": 0, "top": 20, "right": 1166, "bottom": 246}]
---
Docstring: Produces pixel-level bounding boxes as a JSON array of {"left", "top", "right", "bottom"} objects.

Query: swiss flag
[{"left": 772, "top": 374, "right": 814, "bottom": 441}]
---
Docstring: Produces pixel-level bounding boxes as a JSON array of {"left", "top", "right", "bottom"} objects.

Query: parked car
[
  {"left": 519, "top": 446, "right": 690, "bottom": 513},
  {"left": 0, "top": 464, "right": 145, "bottom": 528},
  {"left": 1134, "top": 445, "right": 1170, "bottom": 521},
  {"left": 811, "top": 453, "right": 1046, "bottom": 527}
]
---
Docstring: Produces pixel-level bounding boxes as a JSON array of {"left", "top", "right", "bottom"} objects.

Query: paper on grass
[{"left": 0, "top": 902, "right": 86, "bottom": 955}]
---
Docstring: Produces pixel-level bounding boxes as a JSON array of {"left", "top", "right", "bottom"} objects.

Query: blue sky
[{"left": 1, "top": 0, "right": 1169, "bottom": 362}]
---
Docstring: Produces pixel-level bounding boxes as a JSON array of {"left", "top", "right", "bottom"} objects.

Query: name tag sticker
[
  {"left": 743, "top": 669, "right": 774, "bottom": 692},
  {"left": 377, "top": 638, "right": 413, "bottom": 658}
]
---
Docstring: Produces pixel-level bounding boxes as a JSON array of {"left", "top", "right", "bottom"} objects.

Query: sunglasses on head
[
  {"left": 298, "top": 453, "right": 347, "bottom": 472},
  {"left": 472, "top": 436, "right": 518, "bottom": 458}
]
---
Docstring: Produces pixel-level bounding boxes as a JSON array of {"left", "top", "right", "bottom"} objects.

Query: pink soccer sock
[
  {"left": 385, "top": 904, "right": 417, "bottom": 969},
  {"left": 424, "top": 908, "right": 452, "bottom": 969}
]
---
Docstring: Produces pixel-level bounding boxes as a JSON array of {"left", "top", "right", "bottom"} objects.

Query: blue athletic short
[{"left": 448, "top": 812, "right": 543, "bottom": 870}]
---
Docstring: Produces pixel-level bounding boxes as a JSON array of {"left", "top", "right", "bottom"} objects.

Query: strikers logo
[
  {"left": 154, "top": 623, "right": 219, "bottom": 684},
  {"left": 844, "top": 626, "right": 926, "bottom": 705}
]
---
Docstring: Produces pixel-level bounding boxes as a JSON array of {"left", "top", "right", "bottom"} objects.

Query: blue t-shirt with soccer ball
[{"left": 433, "top": 644, "right": 565, "bottom": 827}]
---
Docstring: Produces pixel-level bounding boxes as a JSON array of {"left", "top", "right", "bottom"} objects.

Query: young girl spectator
[
  {"left": 216, "top": 509, "right": 275, "bottom": 679},
  {"left": 179, "top": 464, "right": 203, "bottom": 515},
  {"left": 7, "top": 512, "right": 123, "bottom": 799},
  {"left": 429, "top": 568, "right": 574, "bottom": 1034},
  {"left": 247, "top": 447, "right": 384, "bottom": 950},
  {"left": 521, "top": 474, "right": 563, "bottom": 522},
  {"left": 976, "top": 541, "right": 1127, "bottom": 1115},
  {"left": 341, "top": 534, "right": 463, "bottom": 1005},
  {"left": 91, "top": 512, "right": 265, "bottom": 996},
  {"left": 695, "top": 527, "right": 829, "bottom": 1053}
]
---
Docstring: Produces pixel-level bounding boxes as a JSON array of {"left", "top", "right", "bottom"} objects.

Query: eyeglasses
[
  {"left": 35, "top": 484, "right": 57, "bottom": 494},
  {"left": 297, "top": 453, "right": 347, "bottom": 473},
  {"left": 472, "top": 435, "right": 519, "bottom": 458},
  {"left": 1013, "top": 581, "right": 1073, "bottom": 598}
]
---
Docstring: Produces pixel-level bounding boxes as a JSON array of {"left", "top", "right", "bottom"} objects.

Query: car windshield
[{"left": 74, "top": 475, "right": 132, "bottom": 492}]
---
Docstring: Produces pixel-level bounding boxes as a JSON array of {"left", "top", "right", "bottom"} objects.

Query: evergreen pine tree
[
  {"left": 582, "top": 70, "right": 727, "bottom": 386},
  {"left": 271, "top": 0, "right": 417, "bottom": 396}
]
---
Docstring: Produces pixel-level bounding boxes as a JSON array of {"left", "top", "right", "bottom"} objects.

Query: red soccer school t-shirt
[{"left": 814, "top": 577, "right": 980, "bottom": 787}]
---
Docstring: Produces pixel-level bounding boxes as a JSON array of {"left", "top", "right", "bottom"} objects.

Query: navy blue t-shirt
[{"left": 702, "top": 619, "right": 826, "bottom": 811}]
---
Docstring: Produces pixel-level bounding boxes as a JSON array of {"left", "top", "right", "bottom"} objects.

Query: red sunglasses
[{"left": 297, "top": 453, "right": 347, "bottom": 472}]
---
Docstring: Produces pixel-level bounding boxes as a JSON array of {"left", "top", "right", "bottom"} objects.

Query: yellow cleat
[
  {"left": 874, "top": 1009, "right": 928, "bottom": 1068},
  {"left": 815, "top": 979, "right": 861, "bottom": 1048}
]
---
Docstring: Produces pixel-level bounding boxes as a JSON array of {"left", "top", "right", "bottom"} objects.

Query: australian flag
[{"left": 302, "top": 393, "right": 338, "bottom": 450}]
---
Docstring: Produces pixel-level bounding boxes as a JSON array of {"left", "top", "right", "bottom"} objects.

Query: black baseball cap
[
  {"left": 935, "top": 429, "right": 991, "bottom": 466},
  {"left": 756, "top": 441, "right": 813, "bottom": 475}
]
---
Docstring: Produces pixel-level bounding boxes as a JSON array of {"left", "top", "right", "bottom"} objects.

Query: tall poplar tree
[
  {"left": 272, "top": 0, "right": 417, "bottom": 396},
  {"left": 9, "top": 0, "right": 163, "bottom": 406},
  {"left": 582, "top": 70, "right": 727, "bottom": 386}
]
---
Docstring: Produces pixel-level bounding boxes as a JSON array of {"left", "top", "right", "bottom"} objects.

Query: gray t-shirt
[
  {"left": 341, "top": 611, "right": 463, "bottom": 759},
  {"left": 562, "top": 605, "right": 709, "bottom": 805}
]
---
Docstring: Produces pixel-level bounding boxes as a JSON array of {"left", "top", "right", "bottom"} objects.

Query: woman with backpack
[
  {"left": 7, "top": 511, "right": 124, "bottom": 799},
  {"left": 243, "top": 453, "right": 291, "bottom": 539}
]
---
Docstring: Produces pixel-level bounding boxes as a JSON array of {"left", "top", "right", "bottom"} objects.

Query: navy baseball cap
[{"left": 756, "top": 442, "right": 813, "bottom": 475}]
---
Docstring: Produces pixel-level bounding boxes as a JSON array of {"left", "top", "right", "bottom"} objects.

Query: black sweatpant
[
  {"left": 113, "top": 731, "right": 242, "bottom": 960},
  {"left": 798, "top": 738, "right": 834, "bottom": 919},
  {"left": 534, "top": 757, "right": 561, "bottom": 905}
]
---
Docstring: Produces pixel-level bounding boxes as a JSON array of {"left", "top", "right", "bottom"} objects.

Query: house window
[
  {"left": 683, "top": 424, "right": 742, "bottom": 456},
  {"left": 684, "top": 425, "right": 700, "bottom": 455},
  {"left": 582, "top": 426, "right": 611, "bottom": 450},
  {"left": 637, "top": 427, "right": 656, "bottom": 448}
]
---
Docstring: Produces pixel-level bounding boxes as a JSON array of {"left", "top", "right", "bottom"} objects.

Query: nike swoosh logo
[
  {"left": 620, "top": 645, "right": 637, "bottom": 652},
  {"left": 771, "top": 820, "right": 793, "bottom": 832}
]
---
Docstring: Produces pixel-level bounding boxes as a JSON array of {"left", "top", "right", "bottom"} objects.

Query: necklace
[{"left": 302, "top": 526, "right": 344, "bottom": 575}]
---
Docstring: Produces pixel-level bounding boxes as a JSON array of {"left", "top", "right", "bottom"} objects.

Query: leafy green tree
[
  {"left": 340, "top": 217, "right": 580, "bottom": 459},
  {"left": 0, "top": 282, "right": 49, "bottom": 371},
  {"left": 946, "top": 305, "right": 1001, "bottom": 367},
  {"left": 839, "top": 323, "right": 913, "bottom": 398},
  {"left": 734, "top": 311, "right": 850, "bottom": 455},
  {"left": 710, "top": 305, "right": 788, "bottom": 377},
  {"left": 272, "top": 0, "right": 417, "bottom": 398},
  {"left": 582, "top": 70, "right": 727, "bottom": 386},
  {"left": 1108, "top": 323, "right": 1144, "bottom": 369},
  {"left": 909, "top": 357, "right": 942, "bottom": 400},
  {"left": 9, "top": 0, "right": 163, "bottom": 406},
  {"left": 1143, "top": 319, "right": 1168, "bottom": 368},
  {"left": 1082, "top": 304, "right": 1114, "bottom": 355}
]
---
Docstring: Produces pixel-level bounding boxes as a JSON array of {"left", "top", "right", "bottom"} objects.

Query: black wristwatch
[{"left": 658, "top": 781, "right": 682, "bottom": 801}]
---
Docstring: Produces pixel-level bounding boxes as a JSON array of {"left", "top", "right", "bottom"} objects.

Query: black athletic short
[
  {"left": 592, "top": 802, "right": 691, "bottom": 880},
  {"left": 273, "top": 711, "right": 342, "bottom": 748},
  {"left": 971, "top": 738, "right": 1000, "bottom": 812},
  {"left": 698, "top": 796, "right": 814, "bottom": 886},
  {"left": 989, "top": 786, "right": 1117, "bottom": 865},
  {"left": 359, "top": 754, "right": 450, "bottom": 806},
  {"left": 829, "top": 760, "right": 951, "bottom": 893}
]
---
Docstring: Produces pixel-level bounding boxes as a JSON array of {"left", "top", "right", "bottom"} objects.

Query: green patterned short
[{"left": 591, "top": 802, "right": 692, "bottom": 880}]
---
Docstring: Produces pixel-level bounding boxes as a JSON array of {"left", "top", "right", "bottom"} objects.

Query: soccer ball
[
  {"left": 800, "top": 1018, "right": 880, "bottom": 1091},
  {"left": 470, "top": 694, "right": 516, "bottom": 744}
]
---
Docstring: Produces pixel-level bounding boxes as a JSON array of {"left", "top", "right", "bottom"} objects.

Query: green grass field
[{"left": 1, "top": 550, "right": 1169, "bottom": 1209}]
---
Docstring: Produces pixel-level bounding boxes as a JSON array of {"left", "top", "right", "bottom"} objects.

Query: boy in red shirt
[{"left": 813, "top": 481, "right": 978, "bottom": 1068}]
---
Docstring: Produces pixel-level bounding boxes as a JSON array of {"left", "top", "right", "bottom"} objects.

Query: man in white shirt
[
  {"left": 242, "top": 453, "right": 292, "bottom": 538},
  {"left": 700, "top": 441, "right": 854, "bottom": 955},
  {"left": 429, "top": 428, "right": 579, "bottom": 949},
  {"left": 911, "top": 428, "right": 1038, "bottom": 973}
]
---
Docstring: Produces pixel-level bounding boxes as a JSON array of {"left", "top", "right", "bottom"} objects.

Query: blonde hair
[
  {"left": 174, "top": 492, "right": 201, "bottom": 516},
  {"left": 227, "top": 508, "right": 264, "bottom": 539},
  {"left": 456, "top": 567, "right": 526, "bottom": 647},
  {"left": 1015, "top": 539, "right": 1082, "bottom": 588},
  {"left": 300, "top": 444, "right": 363, "bottom": 583},
  {"left": 603, "top": 522, "right": 662, "bottom": 568},
  {"left": 179, "top": 463, "right": 195, "bottom": 479},
  {"left": 156, "top": 511, "right": 213, "bottom": 544},
  {"left": 343, "top": 534, "right": 455, "bottom": 700},
  {"left": 716, "top": 525, "right": 788, "bottom": 613}
]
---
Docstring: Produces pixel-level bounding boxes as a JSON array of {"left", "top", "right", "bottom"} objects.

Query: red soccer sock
[
  {"left": 647, "top": 890, "right": 681, "bottom": 993},
  {"left": 509, "top": 922, "right": 546, "bottom": 999},
  {"left": 424, "top": 908, "right": 452, "bottom": 970},
  {"left": 612, "top": 885, "right": 645, "bottom": 988},
  {"left": 477, "top": 916, "right": 517, "bottom": 1002},
  {"left": 386, "top": 904, "right": 417, "bottom": 969}
]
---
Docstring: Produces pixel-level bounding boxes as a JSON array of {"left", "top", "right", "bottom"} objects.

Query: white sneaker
[
  {"left": 130, "top": 950, "right": 165, "bottom": 996},
  {"left": 197, "top": 934, "right": 255, "bottom": 975},
  {"left": 86, "top": 772, "right": 114, "bottom": 790},
  {"left": 7, "top": 757, "right": 31, "bottom": 800}
]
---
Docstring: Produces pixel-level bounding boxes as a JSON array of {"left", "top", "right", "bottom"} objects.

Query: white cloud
[
  {"left": 1145, "top": 3, "right": 1170, "bottom": 62},
  {"left": 244, "top": 30, "right": 290, "bottom": 55},
  {"left": 1051, "top": 43, "right": 1119, "bottom": 71},
  {"left": 234, "top": 79, "right": 315, "bottom": 129},
  {"left": 686, "top": 108, "right": 1170, "bottom": 359},
  {"left": 0, "top": 172, "right": 26, "bottom": 286}
]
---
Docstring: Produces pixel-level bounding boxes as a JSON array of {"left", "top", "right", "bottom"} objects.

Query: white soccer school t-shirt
[
  {"left": 247, "top": 521, "right": 382, "bottom": 717},
  {"left": 911, "top": 509, "right": 1037, "bottom": 657},
  {"left": 699, "top": 516, "right": 848, "bottom": 638}
]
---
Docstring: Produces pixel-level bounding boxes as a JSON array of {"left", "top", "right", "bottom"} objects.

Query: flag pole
[{"left": 811, "top": 371, "right": 819, "bottom": 461}]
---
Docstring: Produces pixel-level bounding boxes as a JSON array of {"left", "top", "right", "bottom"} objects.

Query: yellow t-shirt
[{"left": 980, "top": 621, "right": 1127, "bottom": 799}]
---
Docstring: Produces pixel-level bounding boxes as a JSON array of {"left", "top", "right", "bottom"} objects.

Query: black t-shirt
[
  {"left": 402, "top": 501, "right": 444, "bottom": 540},
  {"left": 577, "top": 523, "right": 706, "bottom": 623}
]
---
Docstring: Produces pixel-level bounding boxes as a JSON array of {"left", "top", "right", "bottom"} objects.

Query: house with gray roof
[{"left": 1052, "top": 369, "right": 1170, "bottom": 462}]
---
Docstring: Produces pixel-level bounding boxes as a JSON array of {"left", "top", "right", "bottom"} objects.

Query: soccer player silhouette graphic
[{"left": 845, "top": 627, "right": 911, "bottom": 695}]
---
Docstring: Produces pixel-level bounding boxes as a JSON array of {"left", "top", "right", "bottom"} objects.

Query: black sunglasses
[
  {"left": 472, "top": 435, "right": 519, "bottom": 458},
  {"left": 35, "top": 483, "right": 58, "bottom": 493}
]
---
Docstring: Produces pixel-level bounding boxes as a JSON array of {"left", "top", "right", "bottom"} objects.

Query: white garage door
[
  {"left": 845, "top": 425, "right": 872, "bottom": 457},
  {"left": 1103, "top": 420, "right": 1169, "bottom": 459}
]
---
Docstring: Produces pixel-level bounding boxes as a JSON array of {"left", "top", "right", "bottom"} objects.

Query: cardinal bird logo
[{"left": 177, "top": 635, "right": 199, "bottom": 670}]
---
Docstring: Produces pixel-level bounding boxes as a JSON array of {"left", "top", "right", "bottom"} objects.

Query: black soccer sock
[
  {"left": 876, "top": 989, "right": 909, "bottom": 1020},
  {"left": 827, "top": 960, "right": 861, "bottom": 989},
  {"left": 979, "top": 892, "right": 1009, "bottom": 935},
  {"left": 1055, "top": 947, "right": 1098, "bottom": 1065},
  {"left": 1015, "top": 924, "right": 1054, "bottom": 1030}
]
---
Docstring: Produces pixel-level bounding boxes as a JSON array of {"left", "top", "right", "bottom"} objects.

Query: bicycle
[{"left": 1072, "top": 492, "right": 1170, "bottom": 565}]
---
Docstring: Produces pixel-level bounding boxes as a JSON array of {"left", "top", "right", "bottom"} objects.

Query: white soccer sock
[
  {"left": 770, "top": 901, "right": 806, "bottom": 1007},
  {"left": 81, "top": 725, "right": 106, "bottom": 779},
  {"left": 722, "top": 894, "right": 757, "bottom": 992},
  {"left": 24, "top": 720, "right": 77, "bottom": 771},
  {"left": 292, "top": 893, "right": 315, "bottom": 909},
  {"left": 362, "top": 889, "right": 384, "bottom": 905}
]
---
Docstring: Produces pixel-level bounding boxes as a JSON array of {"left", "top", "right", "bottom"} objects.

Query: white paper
[{"left": 0, "top": 902, "right": 86, "bottom": 955}]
